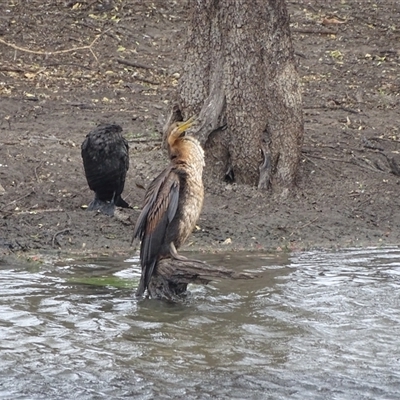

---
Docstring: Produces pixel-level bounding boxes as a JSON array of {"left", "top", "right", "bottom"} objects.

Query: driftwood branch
[{"left": 147, "top": 257, "right": 254, "bottom": 301}]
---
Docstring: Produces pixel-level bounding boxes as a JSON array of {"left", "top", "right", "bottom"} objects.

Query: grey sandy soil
[{"left": 1, "top": 0, "right": 400, "bottom": 263}]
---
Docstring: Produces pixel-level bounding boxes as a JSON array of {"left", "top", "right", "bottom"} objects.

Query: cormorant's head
[{"left": 96, "top": 123, "right": 123, "bottom": 135}]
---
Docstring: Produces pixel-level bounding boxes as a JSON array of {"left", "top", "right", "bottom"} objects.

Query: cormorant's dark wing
[
  {"left": 113, "top": 135, "right": 130, "bottom": 207},
  {"left": 81, "top": 124, "right": 124, "bottom": 190},
  {"left": 133, "top": 166, "right": 180, "bottom": 296}
]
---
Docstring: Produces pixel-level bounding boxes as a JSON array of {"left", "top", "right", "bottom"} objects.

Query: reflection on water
[{"left": 1, "top": 248, "right": 400, "bottom": 399}]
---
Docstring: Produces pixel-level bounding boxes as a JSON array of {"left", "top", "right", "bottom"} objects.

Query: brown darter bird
[
  {"left": 132, "top": 117, "right": 205, "bottom": 297},
  {"left": 81, "top": 123, "right": 129, "bottom": 216}
]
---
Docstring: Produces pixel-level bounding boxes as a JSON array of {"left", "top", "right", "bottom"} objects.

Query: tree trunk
[{"left": 176, "top": 0, "right": 304, "bottom": 190}]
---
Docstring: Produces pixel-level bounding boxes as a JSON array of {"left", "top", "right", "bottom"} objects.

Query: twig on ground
[
  {"left": 52, "top": 228, "right": 71, "bottom": 248},
  {"left": 127, "top": 137, "right": 161, "bottom": 143},
  {"left": 303, "top": 104, "right": 360, "bottom": 114},
  {"left": 67, "top": 102, "right": 99, "bottom": 109},
  {"left": 340, "top": 106, "right": 360, "bottom": 114},
  {"left": 292, "top": 28, "right": 337, "bottom": 35},
  {"left": 289, "top": 216, "right": 319, "bottom": 236},
  {"left": 116, "top": 58, "right": 155, "bottom": 70},
  {"left": 14, "top": 208, "right": 64, "bottom": 215},
  {"left": 0, "top": 28, "right": 110, "bottom": 62},
  {"left": 1, "top": 141, "right": 19, "bottom": 145},
  {"left": 133, "top": 76, "right": 160, "bottom": 86},
  {"left": 350, "top": 156, "right": 386, "bottom": 173},
  {"left": 369, "top": 136, "right": 400, "bottom": 144},
  {"left": 303, "top": 153, "right": 353, "bottom": 164},
  {"left": 44, "top": 62, "right": 93, "bottom": 70},
  {"left": 302, "top": 154, "right": 342, "bottom": 176},
  {"left": 34, "top": 161, "right": 44, "bottom": 182},
  {"left": 0, "top": 66, "right": 34, "bottom": 73},
  {"left": 0, "top": 190, "right": 35, "bottom": 213},
  {"left": 302, "top": 155, "right": 319, "bottom": 168}
]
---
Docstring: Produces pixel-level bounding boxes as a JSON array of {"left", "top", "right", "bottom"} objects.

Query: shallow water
[{"left": 1, "top": 247, "right": 400, "bottom": 399}]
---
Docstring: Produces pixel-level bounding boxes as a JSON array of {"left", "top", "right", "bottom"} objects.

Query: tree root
[{"left": 147, "top": 257, "right": 255, "bottom": 302}]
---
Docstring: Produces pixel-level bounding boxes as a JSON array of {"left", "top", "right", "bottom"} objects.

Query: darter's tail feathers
[{"left": 135, "top": 259, "right": 157, "bottom": 298}]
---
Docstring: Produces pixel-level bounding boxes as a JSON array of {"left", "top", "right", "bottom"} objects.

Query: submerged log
[{"left": 147, "top": 257, "right": 254, "bottom": 301}]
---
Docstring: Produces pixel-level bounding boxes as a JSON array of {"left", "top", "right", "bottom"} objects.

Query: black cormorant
[{"left": 81, "top": 123, "right": 129, "bottom": 216}]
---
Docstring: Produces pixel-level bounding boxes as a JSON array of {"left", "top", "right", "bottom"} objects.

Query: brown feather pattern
[{"left": 132, "top": 118, "right": 204, "bottom": 297}]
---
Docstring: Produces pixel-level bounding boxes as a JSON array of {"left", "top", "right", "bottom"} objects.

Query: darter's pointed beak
[{"left": 176, "top": 116, "right": 196, "bottom": 134}]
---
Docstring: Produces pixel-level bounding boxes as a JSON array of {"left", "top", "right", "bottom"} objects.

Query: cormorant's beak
[{"left": 176, "top": 116, "right": 195, "bottom": 134}]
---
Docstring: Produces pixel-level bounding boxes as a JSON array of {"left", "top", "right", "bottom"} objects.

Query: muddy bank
[{"left": 1, "top": 0, "right": 400, "bottom": 262}]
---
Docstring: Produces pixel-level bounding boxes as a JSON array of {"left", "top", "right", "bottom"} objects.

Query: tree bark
[{"left": 176, "top": 0, "right": 304, "bottom": 190}]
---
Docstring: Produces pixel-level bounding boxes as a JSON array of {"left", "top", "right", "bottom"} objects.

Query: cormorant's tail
[{"left": 115, "top": 196, "right": 129, "bottom": 208}]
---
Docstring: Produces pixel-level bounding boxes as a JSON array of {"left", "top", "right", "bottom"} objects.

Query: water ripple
[{"left": 1, "top": 248, "right": 400, "bottom": 398}]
